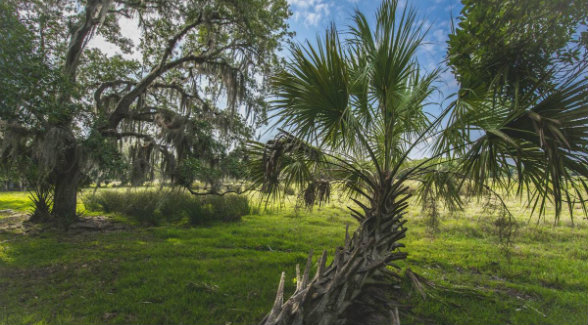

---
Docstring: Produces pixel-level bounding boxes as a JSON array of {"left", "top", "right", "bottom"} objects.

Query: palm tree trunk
[{"left": 260, "top": 186, "right": 410, "bottom": 325}]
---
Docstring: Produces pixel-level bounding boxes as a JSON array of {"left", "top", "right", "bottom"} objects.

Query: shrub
[
  {"left": 83, "top": 189, "right": 249, "bottom": 226},
  {"left": 84, "top": 190, "right": 123, "bottom": 213},
  {"left": 199, "top": 194, "right": 250, "bottom": 223}
]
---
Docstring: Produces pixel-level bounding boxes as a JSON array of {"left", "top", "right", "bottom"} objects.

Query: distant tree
[
  {"left": 447, "top": 0, "right": 588, "bottom": 98},
  {"left": 444, "top": 0, "right": 588, "bottom": 218},
  {"left": 0, "top": 0, "right": 290, "bottom": 223}
]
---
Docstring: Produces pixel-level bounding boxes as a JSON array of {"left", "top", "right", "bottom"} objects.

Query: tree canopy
[
  {"left": 0, "top": 0, "right": 290, "bottom": 222},
  {"left": 444, "top": 0, "right": 588, "bottom": 221},
  {"left": 447, "top": 0, "right": 588, "bottom": 98}
]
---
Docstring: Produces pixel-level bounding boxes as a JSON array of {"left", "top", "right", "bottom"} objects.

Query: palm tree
[{"left": 250, "top": 1, "right": 588, "bottom": 324}]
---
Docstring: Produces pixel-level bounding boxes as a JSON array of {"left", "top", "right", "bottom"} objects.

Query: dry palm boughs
[
  {"left": 260, "top": 186, "right": 410, "bottom": 325},
  {"left": 303, "top": 180, "right": 331, "bottom": 207}
]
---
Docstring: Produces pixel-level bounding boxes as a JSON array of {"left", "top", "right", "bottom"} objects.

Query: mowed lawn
[{"left": 0, "top": 190, "right": 587, "bottom": 324}]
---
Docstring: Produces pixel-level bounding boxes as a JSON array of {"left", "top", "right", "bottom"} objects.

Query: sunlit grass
[
  {"left": 0, "top": 189, "right": 587, "bottom": 324},
  {"left": 0, "top": 192, "right": 34, "bottom": 214}
]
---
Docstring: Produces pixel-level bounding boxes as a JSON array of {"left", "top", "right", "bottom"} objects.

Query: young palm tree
[{"left": 250, "top": 1, "right": 588, "bottom": 324}]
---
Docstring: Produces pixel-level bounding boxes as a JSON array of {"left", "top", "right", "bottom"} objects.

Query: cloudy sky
[
  {"left": 282, "top": 0, "right": 463, "bottom": 154},
  {"left": 89, "top": 0, "right": 464, "bottom": 150},
  {"left": 287, "top": 0, "right": 462, "bottom": 92}
]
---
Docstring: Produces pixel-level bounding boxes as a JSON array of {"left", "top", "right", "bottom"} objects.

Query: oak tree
[{"left": 0, "top": 0, "right": 290, "bottom": 223}]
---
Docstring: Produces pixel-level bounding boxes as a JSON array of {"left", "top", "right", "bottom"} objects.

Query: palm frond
[
  {"left": 246, "top": 131, "right": 329, "bottom": 202},
  {"left": 440, "top": 78, "right": 588, "bottom": 221},
  {"left": 271, "top": 25, "right": 355, "bottom": 151}
]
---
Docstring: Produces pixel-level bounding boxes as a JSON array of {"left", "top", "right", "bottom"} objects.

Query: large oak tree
[
  {"left": 447, "top": 0, "right": 588, "bottom": 98},
  {"left": 0, "top": 0, "right": 290, "bottom": 223}
]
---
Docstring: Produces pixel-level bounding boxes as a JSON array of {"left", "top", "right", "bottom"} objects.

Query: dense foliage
[
  {"left": 0, "top": 0, "right": 290, "bottom": 223},
  {"left": 84, "top": 190, "right": 249, "bottom": 225},
  {"left": 443, "top": 0, "right": 588, "bottom": 221},
  {"left": 447, "top": 0, "right": 588, "bottom": 97}
]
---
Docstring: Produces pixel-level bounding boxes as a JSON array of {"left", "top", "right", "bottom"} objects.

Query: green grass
[
  {"left": 0, "top": 192, "right": 34, "bottom": 214},
  {"left": 1, "top": 191, "right": 587, "bottom": 324}
]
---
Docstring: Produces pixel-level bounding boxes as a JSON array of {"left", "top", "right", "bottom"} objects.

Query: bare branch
[
  {"left": 101, "top": 130, "right": 155, "bottom": 141},
  {"left": 64, "top": 0, "right": 113, "bottom": 80},
  {"left": 94, "top": 80, "right": 134, "bottom": 110},
  {"left": 185, "top": 183, "right": 256, "bottom": 196}
]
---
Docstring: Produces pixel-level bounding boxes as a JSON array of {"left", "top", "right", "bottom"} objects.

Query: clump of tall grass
[{"left": 83, "top": 189, "right": 249, "bottom": 226}]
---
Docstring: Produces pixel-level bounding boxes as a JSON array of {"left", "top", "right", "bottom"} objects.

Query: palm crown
[
  {"left": 252, "top": 1, "right": 588, "bottom": 323},
  {"left": 250, "top": 0, "right": 588, "bottom": 223},
  {"left": 251, "top": 0, "right": 438, "bottom": 207}
]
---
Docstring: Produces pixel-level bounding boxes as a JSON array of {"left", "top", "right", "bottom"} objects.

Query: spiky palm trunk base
[{"left": 260, "top": 189, "right": 410, "bottom": 325}]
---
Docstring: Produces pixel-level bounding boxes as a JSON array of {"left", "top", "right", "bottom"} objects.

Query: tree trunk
[
  {"left": 260, "top": 184, "right": 410, "bottom": 325},
  {"left": 51, "top": 130, "right": 82, "bottom": 225},
  {"left": 52, "top": 166, "right": 80, "bottom": 225}
]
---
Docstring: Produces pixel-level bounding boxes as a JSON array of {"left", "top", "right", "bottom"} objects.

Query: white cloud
[
  {"left": 421, "top": 43, "right": 436, "bottom": 54},
  {"left": 88, "top": 16, "right": 142, "bottom": 60},
  {"left": 288, "top": 0, "right": 332, "bottom": 27},
  {"left": 440, "top": 69, "right": 458, "bottom": 91},
  {"left": 432, "top": 28, "right": 447, "bottom": 43}
]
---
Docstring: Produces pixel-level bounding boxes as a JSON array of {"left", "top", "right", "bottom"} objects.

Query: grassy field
[{"left": 0, "top": 190, "right": 587, "bottom": 324}]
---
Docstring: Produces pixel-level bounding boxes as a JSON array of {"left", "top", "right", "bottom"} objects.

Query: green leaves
[
  {"left": 448, "top": 0, "right": 588, "bottom": 98},
  {"left": 247, "top": 132, "right": 327, "bottom": 200},
  {"left": 439, "top": 77, "right": 588, "bottom": 222},
  {"left": 252, "top": 0, "right": 436, "bottom": 203},
  {"left": 272, "top": 26, "right": 352, "bottom": 149},
  {"left": 257, "top": 0, "right": 588, "bottom": 225}
]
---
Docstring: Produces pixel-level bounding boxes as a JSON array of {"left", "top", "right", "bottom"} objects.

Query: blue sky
[
  {"left": 89, "top": 0, "right": 464, "bottom": 152},
  {"left": 285, "top": 0, "right": 462, "bottom": 101},
  {"left": 91, "top": 0, "right": 463, "bottom": 102},
  {"left": 280, "top": 0, "right": 586, "bottom": 154},
  {"left": 270, "top": 0, "right": 464, "bottom": 152}
]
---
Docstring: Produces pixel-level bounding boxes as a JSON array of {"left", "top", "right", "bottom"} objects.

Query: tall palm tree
[{"left": 250, "top": 1, "right": 588, "bottom": 324}]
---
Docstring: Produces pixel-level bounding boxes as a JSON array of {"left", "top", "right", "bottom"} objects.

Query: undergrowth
[{"left": 83, "top": 189, "right": 249, "bottom": 226}]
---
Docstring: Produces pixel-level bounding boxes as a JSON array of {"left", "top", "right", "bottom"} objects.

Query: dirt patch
[
  {"left": 0, "top": 209, "right": 36, "bottom": 234},
  {"left": 0, "top": 210, "right": 131, "bottom": 235},
  {"left": 67, "top": 215, "right": 131, "bottom": 234}
]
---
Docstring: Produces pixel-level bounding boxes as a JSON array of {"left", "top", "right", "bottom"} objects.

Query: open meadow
[
  {"left": 1, "top": 189, "right": 587, "bottom": 325},
  {"left": 2, "top": 0, "right": 588, "bottom": 323}
]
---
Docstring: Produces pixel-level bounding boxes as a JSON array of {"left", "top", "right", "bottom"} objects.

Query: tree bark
[
  {"left": 52, "top": 166, "right": 80, "bottom": 224},
  {"left": 51, "top": 131, "right": 82, "bottom": 225},
  {"left": 260, "top": 184, "right": 410, "bottom": 325},
  {"left": 47, "top": 1, "right": 107, "bottom": 224}
]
